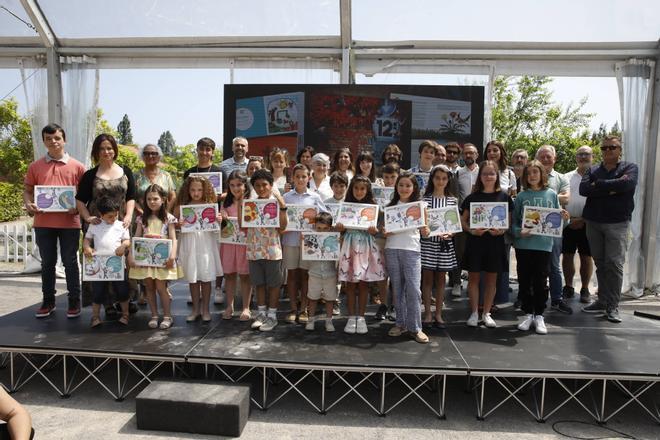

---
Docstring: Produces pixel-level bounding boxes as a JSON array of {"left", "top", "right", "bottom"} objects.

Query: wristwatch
[{"left": 280, "top": 206, "right": 288, "bottom": 211}]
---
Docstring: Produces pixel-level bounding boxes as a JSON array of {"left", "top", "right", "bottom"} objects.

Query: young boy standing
[{"left": 305, "top": 212, "right": 338, "bottom": 332}]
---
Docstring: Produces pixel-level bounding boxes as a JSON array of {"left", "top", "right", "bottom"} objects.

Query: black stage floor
[{"left": 1, "top": 280, "right": 659, "bottom": 377}]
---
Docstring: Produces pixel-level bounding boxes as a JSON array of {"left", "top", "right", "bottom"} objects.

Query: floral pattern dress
[{"left": 337, "top": 229, "right": 386, "bottom": 283}]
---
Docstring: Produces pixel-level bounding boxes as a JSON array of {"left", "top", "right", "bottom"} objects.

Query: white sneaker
[
  {"left": 344, "top": 317, "right": 357, "bottom": 334},
  {"left": 325, "top": 319, "right": 335, "bottom": 332},
  {"left": 355, "top": 316, "right": 368, "bottom": 334},
  {"left": 251, "top": 313, "right": 266, "bottom": 329},
  {"left": 305, "top": 319, "right": 315, "bottom": 331},
  {"left": 452, "top": 284, "right": 462, "bottom": 297},
  {"left": 482, "top": 313, "right": 497, "bottom": 328},
  {"left": 518, "top": 314, "right": 534, "bottom": 331},
  {"left": 466, "top": 312, "right": 479, "bottom": 327},
  {"left": 534, "top": 315, "right": 547, "bottom": 334},
  {"left": 214, "top": 287, "right": 225, "bottom": 305},
  {"left": 260, "top": 316, "right": 278, "bottom": 332}
]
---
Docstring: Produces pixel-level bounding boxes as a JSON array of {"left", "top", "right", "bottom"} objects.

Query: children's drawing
[
  {"left": 522, "top": 206, "right": 563, "bottom": 238},
  {"left": 285, "top": 205, "right": 318, "bottom": 232},
  {"left": 427, "top": 206, "right": 462, "bottom": 236},
  {"left": 219, "top": 217, "right": 247, "bottom": 245},
  {"left": 469, "top": 202, "right": 509, "bottom": 229},
  {"left": 413, "top": 172, "right": 430, "bottom": 193},
  {"left": 384, "top": 201, "right": 426, "bottom": 233},
  {"left": 180, "top": 204, "right": 220, "bottom": 233},
  {"left": 325, "top": 203, "right": 341, "bottom": 225},
  {"left": 335, "top": 203, "right": 379, "bottom": 230},
  {"left": 188, "top": 172, "right": 223, "bottom": 194},
  {"left": 83, "top": 254, "right": 125, "bottom": 281},
  {"left": 241, "top": 199, "right": 280, "bottom": 228},
  {"left": 34, "top": 185, "right": 76, "bottom": 212},
  {"left": 131, "top": 238, "right": 172, "bottom": 267},
  {"left": 301, "top": 232, "right": 341, "bottom": 261},
  {"left": 372, "top": 186, "right": 395, "bottom": 209}
]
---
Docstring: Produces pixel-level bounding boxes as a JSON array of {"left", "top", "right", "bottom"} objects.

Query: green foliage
[
  {"left": 162, "top": 144, "right": 197, "bottom": 186},
  {"left": 157, "top": 130, "right": 176, "bottom": 155},
  {"left": 0, "top": 182, "right": 24, "bottom": 222},
  {"left": 116, "top": 114, "right": 133, "bottom": 145},
  {"left": 95, "top": 108, "right": 118, "bottom": 138},
  {"left": 491, "top": 76, "right": 596, "bottom": 173},
  {"left": 0, "top": 99, "right": 33, "bottom": 185},
  {"left": 115, "top": 144, "right": 142, "bottom": 171}
]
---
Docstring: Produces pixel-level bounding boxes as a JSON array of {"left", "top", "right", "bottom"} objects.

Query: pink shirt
[{"left": 25, "top": 155, "right": 86, "bottom": 229}]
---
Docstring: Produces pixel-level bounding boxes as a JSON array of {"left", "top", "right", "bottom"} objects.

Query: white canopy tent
[{"left": 1, "top": 0, "right": 659, "bottom": 294}]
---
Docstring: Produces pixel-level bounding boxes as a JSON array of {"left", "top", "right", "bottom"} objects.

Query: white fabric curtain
[
  {"left": 615, "top": 58, "right": 656, "bottom": 297},
  {"left": 61, "top": 55, "right": 99, "bottom": 168},
  {"left": 19, "top": 60, "right": 48, "bottom": 160}
]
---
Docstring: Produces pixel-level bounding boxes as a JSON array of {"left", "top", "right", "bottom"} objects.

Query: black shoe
[
  {"left": 105, "top": 306, "right": 119, "bottom": 320},
  {"left": 386, "top": 305, "right": 396, "bottom": 322},
  {"left": 562, "top": 286, "right": 575, "bottom": 299},
  {"left": 579, "top": 288, "right": 591, "bottom": 304},
  {"left": 581, "top": 301, "right": 605, "bottom": 313},
  {"left": 606, "top": 308, "right": 622, "bottom": 323},
  {"left": 513, "top": 299, "right": 522, "bottom": 310},
  {"left": 128, "top": 301, "right": 139, "bottom": 314},
  {"left": 551, "top": 300, "right": 573, "bottom": 315},
  {"left": 374, "top": 304, "right": 387, "bottom": 321}
]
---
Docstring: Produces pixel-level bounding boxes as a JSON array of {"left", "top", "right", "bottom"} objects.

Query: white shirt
[
  {"left": 384, "top": 202, "right": 421, "bottom": 252},
  {"left": 85, "top": 220, "right": 129, "bottom": 255},
  {"left": 564, "top": 169, "right": 587, "bottom": 217},
  {"left": 498, "top": 168, "right": 516, "bottom": 193},
  {"left": 309, "top": 175, "right": 333, "bottom": 201}
]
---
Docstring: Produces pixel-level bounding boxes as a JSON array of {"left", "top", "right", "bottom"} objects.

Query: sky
[{"left": 2, "top": 0, "right": 657, "bottom": 147}]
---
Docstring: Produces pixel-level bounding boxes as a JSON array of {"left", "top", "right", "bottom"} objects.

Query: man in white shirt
[{"left": 562, "top": 146, "right": 594, "bottom": 304}]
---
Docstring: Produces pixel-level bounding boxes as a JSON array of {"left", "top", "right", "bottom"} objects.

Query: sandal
[
  {"left": 239, "top": 310, "right": 252, "bottom": 321},
  {"left": 222, "top": 307, "right": 233, "bottom": 320},
  {"left": 118, "top": 314, "right": 129, "bottom": 326},
  {"left": 388, "top": 326, "right": 405, "bottom": 337},
  {"left": 148, "top": 316, "right": 159, "bottom": 329},
  {"left": 90, "top": 316, "right": 102, "bottom": 328},
  {"left": 159, "top": 316, "right": 173, "bottom": 330},
  {"left": 186, "top": 313, "right": 200, "bottom": 323},
  {"left": 201, "top": 313, "right": 212, "bottom": 323}
]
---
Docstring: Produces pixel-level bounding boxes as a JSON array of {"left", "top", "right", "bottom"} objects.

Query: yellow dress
[{"left": 129, "top": 214, "right": 183, "bottom": 280}]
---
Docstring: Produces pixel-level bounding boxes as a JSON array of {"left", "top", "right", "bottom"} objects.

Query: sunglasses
[
  {"left": 601, "top": 145, "right": 619, "bottom": 151},
  {"left": 143, "top": 152, "right": 159, "bottom": 157}
]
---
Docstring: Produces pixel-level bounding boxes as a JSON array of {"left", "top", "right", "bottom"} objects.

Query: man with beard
[
  {"left": 220, "top": 136, "right": 249, "bottom": 178},
  {"left": 510, "top": 149, "right": 528, "bottom": 194}
]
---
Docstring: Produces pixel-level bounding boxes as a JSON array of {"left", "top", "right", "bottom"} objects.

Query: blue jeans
[
  {"left": 34, "top": 227, "right": 81, "bottom": 304},
  {"left": 385, "top": 248, "right": 422, "bottom": 333},
  {"left": 549, "top": 237, "right": 563, "bottom": 302},
  {"left": 585, "top": 220, "right": 629, "bottom": 309}
]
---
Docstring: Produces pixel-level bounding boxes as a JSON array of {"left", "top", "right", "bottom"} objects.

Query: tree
[
  {"left": 491, "top": 76, "right": 596, "bottom": 173},
  {"left": 158, "top": 130, "right": 176, "bottom": 155},
  {"left": 116, "top": 114, "right": 133, "bottom": 145},
  {"left": 95, "top": 108, "right": 118, "bottom": 138},
  {"left": 162, "top": 144, "right": 198, "bottom": 186},
  {"left": 0, "top": 98, "right": 33, "bottom": 185},
  {"left": 114, "top": 144, "right": 142, "bottom": 171}
]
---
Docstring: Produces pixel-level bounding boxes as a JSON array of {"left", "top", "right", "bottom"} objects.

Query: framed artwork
[
  {"left": 83, "top": 254, "right": 125, "bottom": 281},
  {"left": 325, "top": 203, "right": 341, "bottom": 225},
  {"left": 285, "top": 205, "right": 318, "bottom": 232},
  {"left": 384, "top": 201, "right": 426, "bottom": 233},
  {"left": 372, "top": 186, "right": 395, "bottom": 209},
  {"left": 469, "top": 202, "right": 509, "bottom": 229},
  {"left": 335, "top": 203, "right": 379, "bottom": 230},
  {"left": 413, "top": 172, "right": 430, "bottom": 192},
  {"left": 34, "top": 185, "right": 76, "bottom": 212},
  {"left": 180, "top": 204, "right": 220, "bottom": 233},
  {"left": 301, "top": 232, "right": 341, "bottom": 261},
  {"left": 219, "top": 217, "right": 247, "bottom": 245},
  {"left": 131, "top": 238, "right": 172, "bottom": 267},
  {"left": 427, "top": 206, "right": 463, "bottom": 236},
  {"left": 188, "top": 172, "right": 223, "bottom": 194},
  {"left": 522, "top": 206, "right": 563, "bottom": 238},
  {"left": 241, "top": 199, "right": 280, "bottom": 228}
]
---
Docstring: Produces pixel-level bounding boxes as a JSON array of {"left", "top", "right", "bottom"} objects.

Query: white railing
[{"left": 0, "top": 224, "right": 31, "bottom": 263}]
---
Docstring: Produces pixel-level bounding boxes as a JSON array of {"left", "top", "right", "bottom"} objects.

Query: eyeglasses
[
  {"left": 576, "top": 153, "right": 592, "bottom": 157},
  {"left": 446, "top": 150, "right": 459, "bottom": 155},
  {"left": 143, "top": 152, "right": 159, "bottom": 157},
  {"left": 601, "top": 145, "right": 619, "bottom": 151}
]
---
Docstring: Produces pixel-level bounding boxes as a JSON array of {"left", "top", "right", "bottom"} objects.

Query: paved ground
[{"left": 0, "top": 273, "right": 658, "bottom": 439}]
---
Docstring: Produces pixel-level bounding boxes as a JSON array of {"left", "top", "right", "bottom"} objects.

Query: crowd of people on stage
[{"left": 23, "top": 123, "right": 639, "bottom": 343}]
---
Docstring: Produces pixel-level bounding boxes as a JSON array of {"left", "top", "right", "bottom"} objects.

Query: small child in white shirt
[{"left": 305, "top": 212, "right": 338, "bottom": 332}]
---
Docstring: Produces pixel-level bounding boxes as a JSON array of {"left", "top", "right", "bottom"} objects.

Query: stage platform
[{"left": 0, "top": 281, "right": 658, "bottom": 423}]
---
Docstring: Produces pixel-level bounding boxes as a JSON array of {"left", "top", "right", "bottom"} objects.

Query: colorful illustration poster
[
  {"left": 188, "top": 172, "right": 223, "bottom": 194},
  {"left": 522, "top": 206, "right": 563, "bottom": 238},
  {"left": 34, "top": 185, "right": 76, "bottom": 212},
  {"left": 384, "top": 201, "right": 426, "bottom": 233},
  {"left": 372, "top": 186, "right": 395, "bottom": 209},
  {"left": 83, "top": 254, "right": 125, "bottom": 281},
  {"left": 285, "top": 205, "right": 318, "bottom": 232},
  {"left": 427, "top": 206, "right": 463, "bottom": 236},
  {"left": 180, "top": 204, "right": 220, "bottom": 233},
  {"left": 336, "top": 203, "right": 379, "bottom": 230},
  {"left": 412, "top": 173, "right": 430, "bottom": 193},
  {"left": 325, "top": 203, "right": 341, "bottom": 225},
  {"left": 469, "top": 202, "right": 509, "bottom": 229},
  {"left": 241, "top": 199, "right": 280, "bottom": 228},
  {"left": 131, "top": 238, "right": 172, "bottom": 268},
  {"left": 236, "top": 92, "right": 304, "bottom": 138},
  {"left": 301, "top": 232, "right": 341, "bottom": 261},
  {"left": 219, "top": 217, "right": 247, "bottom": 245}
]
